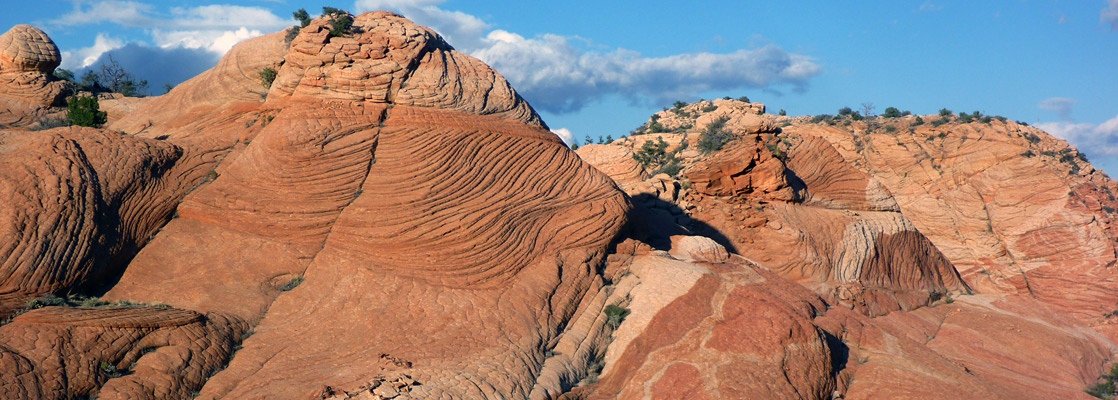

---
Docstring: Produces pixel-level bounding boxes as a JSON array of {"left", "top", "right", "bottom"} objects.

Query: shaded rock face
[{"left": 0, "top": 127, "right": 183, "bottom": 313}]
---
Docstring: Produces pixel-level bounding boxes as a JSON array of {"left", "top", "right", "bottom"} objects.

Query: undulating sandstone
[{"left": 1, "top": 9, "right": 1117, "bottom": 400}]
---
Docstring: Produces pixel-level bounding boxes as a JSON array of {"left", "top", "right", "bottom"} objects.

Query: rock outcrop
[
  {"left": 0, "top": 25, "right": 69, "bottom": 127},
  {"left": 2, "top": 13, "right": 627, "bottom": 399},
  {"left": 2, "top": 14, "right": 1118, "bottom": 400}
]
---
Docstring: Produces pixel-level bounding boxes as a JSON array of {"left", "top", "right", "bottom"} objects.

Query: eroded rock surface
[{"left": 0, "top": 24, "right": 69, "bottom": 127}]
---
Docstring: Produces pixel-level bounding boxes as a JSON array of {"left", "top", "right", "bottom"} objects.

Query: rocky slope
[
  {"left": 0, "top": 11, "right": 1116, "bottom": 400},
  {"left": 577, "top": 99, "right": 1118, "bottom": 399}
]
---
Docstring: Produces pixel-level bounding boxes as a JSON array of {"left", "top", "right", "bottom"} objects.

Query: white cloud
[
  {"left": 355, "top": 1, "right": 820, "bottom": 114},
  {"left": 60, "top": 33, "right": 124, "bottom": 69},
  {"left": 1105, "top": 0, "right": 1118, "bottom": 31},
  {"left": 919, "top": 2, "right": 943, "bottom": 12},
  {"left": 152, "top": 27, "right": 266, "bottom": 54},
  {"left": 354, "top": 0, "right": 490, "bottom": 50},
  {"left": 472, "top": 30, "right": 819, "bottom": 113},
  {"left": 1039, "top": 97, "right": 1077, "bottom": 121},
  {"left": 551, "top": 128, "right": 576, "bottom": 147},
  {"left": 1037, "top": 115, "right": 1118, "bottom": 158},
  {"left": 53, "top": 2, "right": 288, "bottom": 60}
]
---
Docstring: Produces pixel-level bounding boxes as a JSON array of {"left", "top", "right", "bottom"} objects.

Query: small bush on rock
[
  {"left": 698, "top": 117, "right": 733, "bottom": 153},
  {"left": 67, "top": 96, "right": 107, "bottom": 128}
]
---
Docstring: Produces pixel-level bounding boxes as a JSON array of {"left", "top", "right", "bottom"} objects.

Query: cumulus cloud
[
  {"left": 550, "top": 128, "right": 576, "bottom": 147},
  {"left": 53, "top": 2, "right": 288, "bottom": 63},
  {"left": 354, "top": 1, "right": 821, "bottom": 114},
  {"left": 152, "top": 27, "right": 267, "bottom": 54},
  {"left": 76, "top": 44, "right": 221, "bottom": 95},
  {"left": 60, "top": 33, "right": 124, "bottom": 69},
  {"left": 1105, "top": 0, "right": 1118, "bottom": 31},
  {"left": 472, "top": 31, "right": 819, "bottom": 113},
  {"left": 1037, "top": 115, "right": 1118, "bottom": 159},
  {"left": 1039, "top": 97, "right": 1077, "bottom": 121}
]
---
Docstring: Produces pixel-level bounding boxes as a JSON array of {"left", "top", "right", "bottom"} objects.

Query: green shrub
[
  {"left": 701, "top": 104, "right": 717, "bottom": 113},
  {"left": 1021, "top": 150, "right": 1035, "bottom": 158},
  {"left": 931, "top": 118, "right": 948, "bottom": 127},
  {"left": 838, "top": 106, "right": 852, "bottom": 116},
  {"left": 939, "top": 108, "right": 952, "bottom": 117},
  {"left": 323, "top": 7, "right": 355, "bottom": 38},
  {"left": 883, "top": 107, "right": 901, "bottom": 118},
  {"left": 1024, "top": 133, "right": 1041, "bottom": 144},
  {"left": 1086, "top": 364, "right": 1118, "bottom": 399},
  {"left": 778, "top": 109, "right": 786, "bottom": 116},
  {"left": 279, "top": 276, "right": 304, "bottom": 291},
  {"left": 850, "top": 112, "right": 863, "bottom": 121},
  {"left": 958, "top": 112, "right": 974, "bottom": 123},
  {"left": 259, "top": 67, "right": 277, "bottom": 88},
  {"left": 673, "top": 100, "right": 687, "bottom": 109},
  {"left": 294, "top": 8, "right": 312, "bottom": 27},
  {"left": 698, "top": 117, "right": 733, "bottom": 153},
  {"left": 584, "top": 135, "right": 593, "bottom": 145},
  {"left": 632, "top": 137, "right": 685, "bottom": 177},
  {"left": 604, "top": 305, "right": 630, "bottom": 328},
  {"left": 737, "top": 96, "right": 750, "bottom": 102},
  {"left": 912, "top": 116, "right": 924, "bottom": 126},
  {"left": 810, "top": 114, "right": 835, "bottom": 124},
  {"left": 67, "top": 96, "right": 107, "bottom": 128},
  {"left": 885, "top": 126, "right": 897, "bottom": 133}
]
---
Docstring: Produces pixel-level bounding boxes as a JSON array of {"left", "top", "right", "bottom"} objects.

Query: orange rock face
[{"left": 2, "top": 13, "right": 1118, "bottom": 400}]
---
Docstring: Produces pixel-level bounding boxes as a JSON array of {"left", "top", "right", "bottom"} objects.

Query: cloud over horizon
[
  {"left": 1039, "top": 97, "right": 1077, "bottom": 121},
  {"left": 1038, "top": 115, "right": 1118, "bottom": 161},
  {"left": 1104, "top": 0, "right": 1118, "bottom": 31},
  {"left": 355, "top": 0, "right": 821, "bottom": 114},
  {"left": 51, "top": 1, "right": 290, "bottom": 92}
]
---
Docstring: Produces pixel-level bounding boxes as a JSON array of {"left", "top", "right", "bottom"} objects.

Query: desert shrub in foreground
[{"left": 67, "top": 96, "right": 107, "bottom": 128}]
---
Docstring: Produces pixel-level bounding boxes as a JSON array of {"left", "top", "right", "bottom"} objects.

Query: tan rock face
[
  {"left": 0, "top": 25, "right": 69, "bottom": 127},
  {"left": 575, "top": 144, "right": 645, "bottom": 187},
  {"left": 784, "top": 119, "right": 1118, "bottom": 328},
  {"left": 0, "top": 25, "right": 61, "bottom": 74}
]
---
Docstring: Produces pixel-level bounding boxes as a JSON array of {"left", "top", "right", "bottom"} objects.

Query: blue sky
[{"left": 4, "top": 0, "right": 1117, "bottom": 175}]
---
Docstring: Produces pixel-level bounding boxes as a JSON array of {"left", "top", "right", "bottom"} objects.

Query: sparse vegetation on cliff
[
  {"left": 698, "top": 116, "right": 732, "bottom": 153},
  {"left": 633, "top": 137, "right": 683, "bottom": 177},
  {"left": 259, "top": 67, "right": 277, "bottom": 88}
]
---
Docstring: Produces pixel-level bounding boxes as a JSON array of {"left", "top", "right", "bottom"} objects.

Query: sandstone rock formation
[
  {"left": 2, "top": 14, "right": 1118, "bottom": 400},
  {"left": 0, "top": 25, "right": 69, "bottom": 127}
]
